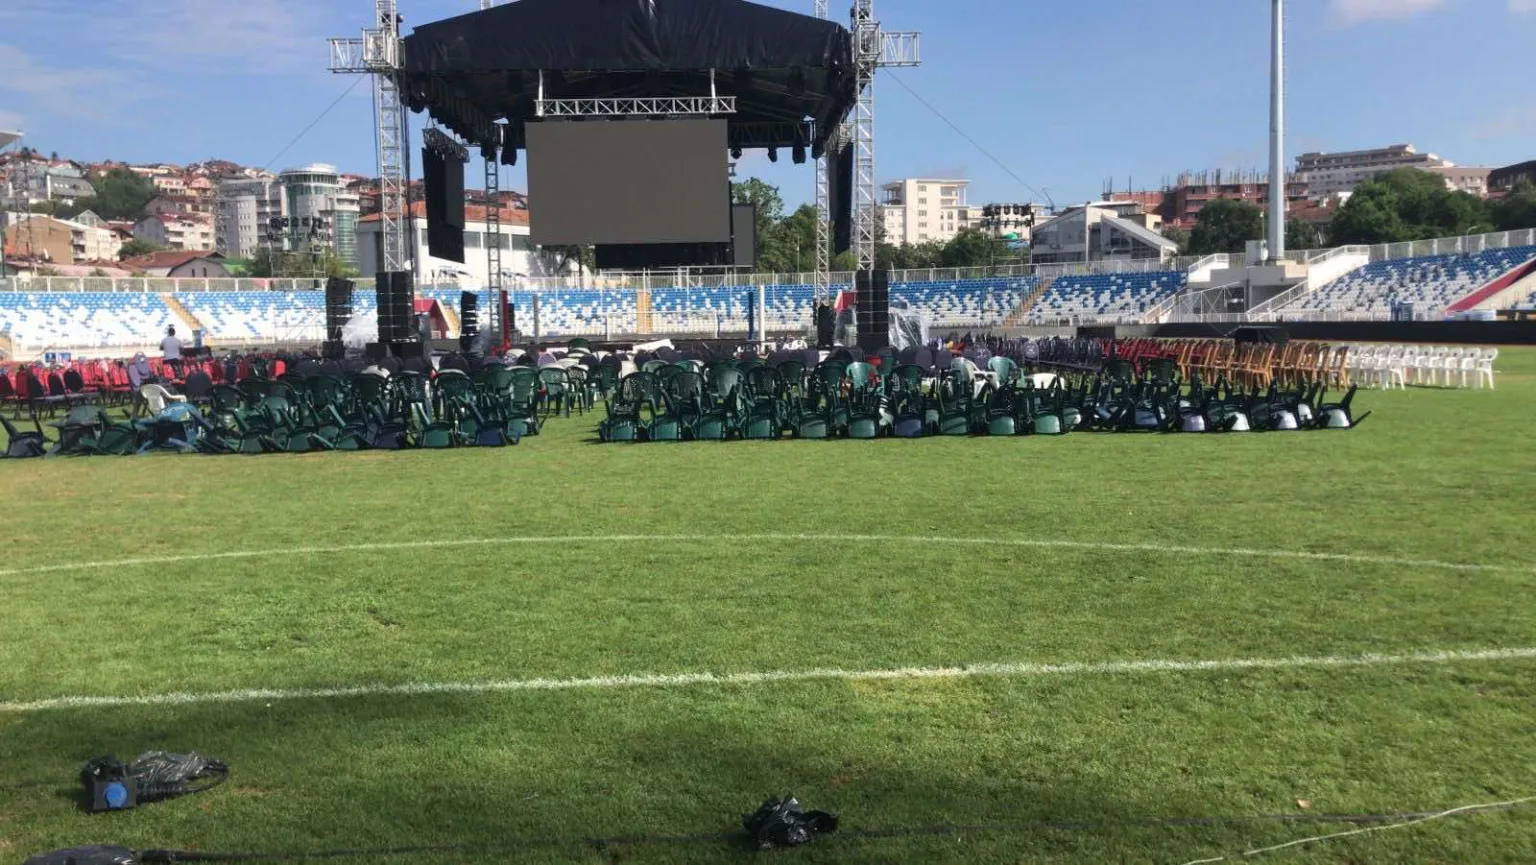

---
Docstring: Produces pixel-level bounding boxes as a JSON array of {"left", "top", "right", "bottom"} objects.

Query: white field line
[
  {"left": 0, "top": 533, "right": 1532, "bottom": 578},
  {"left": 3, "top": 647, "right": 1534, "bottom": 714}
]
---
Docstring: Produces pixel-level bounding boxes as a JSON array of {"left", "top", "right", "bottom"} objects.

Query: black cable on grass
[{"left": 133, "top": 801, "right": 1534, "bottom": 862}]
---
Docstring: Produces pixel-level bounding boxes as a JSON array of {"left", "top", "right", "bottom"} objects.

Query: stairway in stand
[
  {"left": 161, "top": 293, "right": 206, "bottom": 338},
  {"left": 1002, "top": 277, "right": 1052, "bottom": 327}
]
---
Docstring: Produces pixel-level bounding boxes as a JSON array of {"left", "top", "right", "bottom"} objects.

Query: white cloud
[
  {"left": 3, "top": 0, "right": 337, "bottom": 77},
  {"left": 1330, "top": 0, "right": 1447, "bottom": 25},
  {"left": 0, "top": 44, "right": 131, "bottom": 120},
  {"left": 0, "top": 110, "right": 24, "bottom": 132},
  {"left": 1472, "top": 104, "right": 1536, "bottom": 140},
  {"left": 1512, "top": 0, "right": 1536, "bottom": 13}
]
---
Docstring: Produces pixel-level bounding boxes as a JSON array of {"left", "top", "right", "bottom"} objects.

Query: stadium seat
[
  {"left": 1283, "top": 246, "right": 1536, "bottom": 317},
  {"left": 1027, "top": 272, "right": 1188, "bottom": 323}
]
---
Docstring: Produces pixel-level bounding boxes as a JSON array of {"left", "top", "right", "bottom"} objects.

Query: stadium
[{"left": 3, "top": 0, "right": 1536, "bottom": 863}]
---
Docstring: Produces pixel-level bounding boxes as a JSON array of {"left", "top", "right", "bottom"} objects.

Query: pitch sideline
[{"left": 4, "top": 647, "right": 1535, "bottom": 714}]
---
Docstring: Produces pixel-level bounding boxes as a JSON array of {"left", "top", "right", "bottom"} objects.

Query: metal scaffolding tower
[
  {"left": 329, "top": 0, "right": 410, "bottom": 275},
  {"left": 812, "top": 0, "right": 920, "bottom": 289},
  {"left": 812, "top": 0, "right": 833, "bottom": 299}
]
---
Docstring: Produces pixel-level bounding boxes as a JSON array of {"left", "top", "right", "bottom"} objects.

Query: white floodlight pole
[{"left": 1268, "top": 0, "right": 1286, "bottom": 262}]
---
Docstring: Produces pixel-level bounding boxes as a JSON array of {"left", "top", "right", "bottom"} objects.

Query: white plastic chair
[
  {"left": 1382, "top": 346, "right": 1407, "bottom": 390},
  {"left": 139, "top": 383, "right": 187, "bottom": 415},
  {"left": 1418, "top": 346, "right": 1442, "bottom": 387},
  {"left": 1439, "top": 348, "right": 1462, "bottom": 388},
  {"left": 1352, "top": 345, "right": 1379, "bottom": 389},
  {"left": 1473, "top": 348, "right": 1497, "bottom": 390}
]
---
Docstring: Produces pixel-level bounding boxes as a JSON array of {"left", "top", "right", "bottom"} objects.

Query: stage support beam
[{"left": 329, "top": 0, "right": 410, "bottom": 275}]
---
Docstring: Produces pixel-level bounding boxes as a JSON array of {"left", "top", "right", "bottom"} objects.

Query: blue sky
[{"left": 1, "top": 0, "right": 1533, "bottom": 209}]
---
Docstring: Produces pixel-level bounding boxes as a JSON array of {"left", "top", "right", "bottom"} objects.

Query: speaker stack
[
  {"left": 459, "top": 290, "right": 480, "bottom": 353},
  {"left": 856, "top": 270, "right": 891, "bottom": 351},
  {"left": 322, "top": 277, "right": 354, "bottom": 359},
  {"left": 372, "top": 271, "right": 417, "bottom": 353}
]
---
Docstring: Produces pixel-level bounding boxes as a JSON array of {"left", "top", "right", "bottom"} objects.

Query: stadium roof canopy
[
  {"left": 0, "top": 131, "right": 21, "bottom": 150},
  {"left": 400, "top": 0, "right": 856, "bottom": 157}
]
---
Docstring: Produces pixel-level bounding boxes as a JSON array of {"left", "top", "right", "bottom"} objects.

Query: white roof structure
[{"left": 0, "top": 131, "right": 21, "bottom": 150}]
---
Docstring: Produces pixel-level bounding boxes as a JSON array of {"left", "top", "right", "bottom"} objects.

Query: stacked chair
[
  {"left": 595, "top": 346, "right": 1368, "bottom": 443},
  {"left": 0, "top": 360, "right": 546, "bottom": 459}
]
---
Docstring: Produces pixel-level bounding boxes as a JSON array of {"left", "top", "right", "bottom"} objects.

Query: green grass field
[{"left": 3, "top": 350, "right": 1535, "bottom": 864}]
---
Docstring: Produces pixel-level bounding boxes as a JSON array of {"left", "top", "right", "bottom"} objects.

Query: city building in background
[
  {"left": 1488, "top": 160, "right": 1536, "bottom": 196},
  {"left": 1295, "top": 144, "right": 1451, "bottom": 197},
  {"left": 121, "top": 250, "right": 231, "bottom": 278},
  {"left": 133, "top": 213, "right": 215, "bottom": 252},
  {"left": 1028, "top": 201, "right": 1178, "bottom": 266},
  {"left": 279, "top": 163, "right": 359, "bottom": 267},
  {"left": 1428, "top": 165, "right": 1491, "bottom": 197},
  {"left": 2, "top": 213, "right": 120, "bottom": 263},
  {"left": 879, "top": 178, "right": 978, "bottom": 245},
  {"left": 214, "top": 176, "right": 283, "bottom": 259},
  {"left": 357, "top": 203, "right": 536, "bottom": 285}
]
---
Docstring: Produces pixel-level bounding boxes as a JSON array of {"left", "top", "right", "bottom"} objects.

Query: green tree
[
  {"left": 1161, "top": 225, "right": 1192, "bottom": 256},
  {"left": 1329, "top": 168, "right": 1493, "bottom": 244},
  {"left": 1492, "top": 181, "right": 1536, "bottom": 232},
  {"left": 1286, "top": 218, "right": 1322, "bottom": 250},
  {"left": 540, "top": 245, "right": 594, "bottom": 277},
  {"left": 83, "top": 167, "right": 157, "bottom": 220},
  {"left": 732, "top": 178, "right": 793, "bottom": 271},
  {"left": 117, "top": 238, "right": 163, "bottom": 260},
  {"left": 240, "top": 250, "right": 356, "bottom": 278},
  {"left": 760, "top": 203, "right": 819, "bottom": 273},
  {"left": 939, "top": 228, "right": 1013, "bottom": 268},
  {"left": 1188, "top": 198, "right": 1265, "bottom": 255}
]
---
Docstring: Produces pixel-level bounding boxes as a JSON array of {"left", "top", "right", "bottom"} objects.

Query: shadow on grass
[{"left": 0, "top": 690, "right": 1179, "bottom": 863}]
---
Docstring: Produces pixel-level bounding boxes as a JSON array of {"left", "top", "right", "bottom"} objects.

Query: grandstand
[
  {"left": 1027, "top": 271, "right": 1186, "bottom": 324},
  {"left": 5, "top": 231, "right": 1536, "bottom": 358},
  {"left": 0, "top": 291, "right": 180, "bottom": 352},
  {"left": 1280, "top": 246, "right": 1536, "bottom": 317}
]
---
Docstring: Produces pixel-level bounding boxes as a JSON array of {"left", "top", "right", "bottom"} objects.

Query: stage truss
[{"left": 332, "top": 0, "right": 915, "bottom": 312}]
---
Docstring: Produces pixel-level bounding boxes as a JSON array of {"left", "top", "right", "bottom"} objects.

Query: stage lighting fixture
[
  {"left": 792, "top": 143, "right": 806, "bottom": 164},
  {"left": 731, "top": 147, "right": 743, "bottom": 160},
  {"left": 768, "top": 147, "right": 778, "bottom": 163}
]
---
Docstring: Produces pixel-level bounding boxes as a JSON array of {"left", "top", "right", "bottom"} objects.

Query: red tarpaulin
[{"left": 414, "top": 298, "right": 451, "bottom": 338}]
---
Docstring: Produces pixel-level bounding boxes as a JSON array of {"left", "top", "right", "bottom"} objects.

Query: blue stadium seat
[
  {"left": 1288, "top": 246, "right": 1536, "bottom": 316},
  {"left": 1028, "top": 271, "right": 1187, "bottom": 323}
]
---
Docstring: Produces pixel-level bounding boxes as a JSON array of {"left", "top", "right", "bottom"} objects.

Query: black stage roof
[{"left": 400, "top": 0, "right": 855, "bottom": 157}]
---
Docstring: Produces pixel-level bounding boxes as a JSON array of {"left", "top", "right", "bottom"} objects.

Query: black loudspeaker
[
  {"left": 423, "top": 148, "right": 466, "bottom": 263},
  {"left": 1232, "top": 325, "right": 1289, "bottom": 347},
  {"left": 375, "top": 271, "right": 415, "bottom": 343},
  {"left": 856, "top": 270, "right": 890, "bottom": 351},
  {"left": 324, "top": 276, "right": 354, "bottom": 342},
  {"left": 459, "top": 290, "right": 480, "bottom": 352},
  {"left": 831, "top": 144, "right": 854, "bottom": 255}
]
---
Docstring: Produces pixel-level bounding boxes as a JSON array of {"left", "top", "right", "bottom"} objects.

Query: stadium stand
[
  {"left": 507, "top": 288, "right": 639, "bottom": 337},
  {"left": 176, "top": 291, "right": 328, "bottom": 342},
  {"left": 890, "top": 277, "right": 1036, "bottom": 327},
  {"left": 1287, "top": 246, "right": 1536, "bottom": 316},
  {"left": 1028, "top": 271, "right": 1187, "bottom": 323},
  {"left": 0, "top": 291, "right": 180, "bottom": 351}
]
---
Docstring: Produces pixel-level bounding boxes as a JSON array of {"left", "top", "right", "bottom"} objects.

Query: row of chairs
[
  {"left": 594, "top": 349, "right": 1368, "bottom": 441},
  {"left": 1347, "top": 344, "right": 1497, "bottom": 390}
]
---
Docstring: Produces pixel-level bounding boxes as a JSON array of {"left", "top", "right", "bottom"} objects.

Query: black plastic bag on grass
[{"left": 743, "top": 795, "right": 839, "bottom": 849}]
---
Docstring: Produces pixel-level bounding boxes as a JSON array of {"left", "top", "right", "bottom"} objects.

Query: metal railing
[
  {"left": 0, "top": 277, "right": 369, "bottom": 293},
  {"left": 1367, "top": 228, "right": 1536, "bottom": 263}
]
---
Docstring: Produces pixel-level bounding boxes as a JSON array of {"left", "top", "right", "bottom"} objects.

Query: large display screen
[{"left": 527, "top": 119, "right": 731, "bottom": 246}]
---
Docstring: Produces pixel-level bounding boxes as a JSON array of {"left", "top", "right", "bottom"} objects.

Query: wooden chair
[{"left": 1328, "top": 345, "right": 1351, "bottom": 388}]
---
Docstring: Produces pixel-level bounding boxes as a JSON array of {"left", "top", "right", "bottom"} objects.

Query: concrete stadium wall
[{"left": 1092, "top": 321, "right": 1536, "bottom": 346}]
